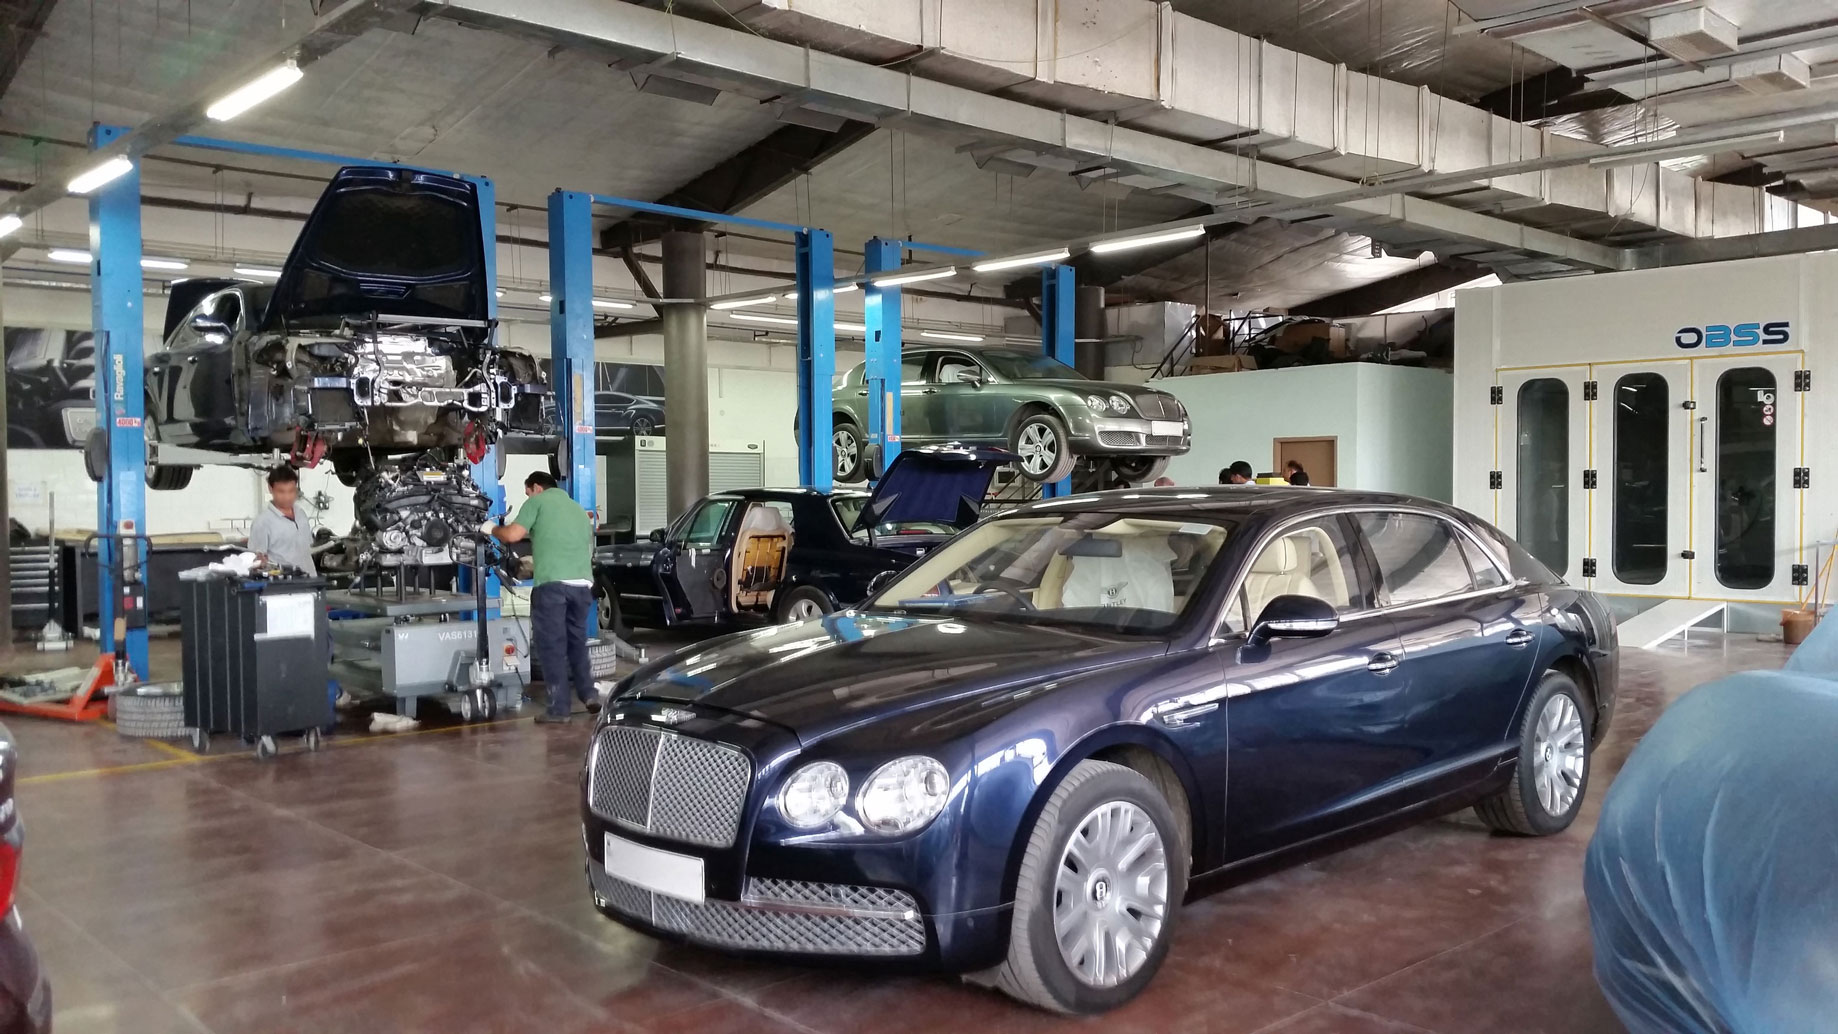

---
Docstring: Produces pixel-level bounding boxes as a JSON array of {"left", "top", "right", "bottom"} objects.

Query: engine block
[{"left": 352, "top": 455, "right": 493, "bottom": 568}]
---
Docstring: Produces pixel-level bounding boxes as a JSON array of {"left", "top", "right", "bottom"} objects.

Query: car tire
[
  {"left": 594, "top": 581, "right": 626, "bottom": 636},
  {"left": 1111, "top": 455, "right": 1170, "bottom": 487},
  {"left": 986, "top": 760, "right": 1187, "bottom": 1014},
  {"left": 1474, "top": 670, "right": 1592, "bottom": 836},
  {"left": 631, "top": 416, "right": 655, "bottom": 437},
  {"left": 832, "top": 421, "right": 867, "bottom": 483},
  {"left": 1010, "top": 411, "right": 1077, "bottom": 484},
  {"left": 775, "top": 585, "right": 833, "bottom": 624},
  {"left": 141, "top": 409, "right": 195, "bottom": 491},
  {"left": 83, "top": 427, "right": 107, "bottom": 483}
]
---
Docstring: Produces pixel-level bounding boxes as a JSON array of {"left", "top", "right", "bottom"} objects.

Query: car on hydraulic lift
[
  {"left": 90, "top": 165, "right": 546, "bottom": 491},
  {"left": 829, "top": 347, "right": 1190, "bottom": 487},
  {"left": 592, "top": 444, "right": 1010, "bottom": 630},
  {"left": 579, "top": 487, "right": 1618, "bottom": 1013}
]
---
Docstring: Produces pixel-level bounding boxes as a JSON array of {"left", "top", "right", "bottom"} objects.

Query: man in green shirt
[{"left": 488, "top": 472, "right": 597, "bottom": 723}]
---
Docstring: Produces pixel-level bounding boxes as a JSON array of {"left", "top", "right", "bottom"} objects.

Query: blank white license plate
[
  {"left": 1150, "top": 420, "right": 1184, "bottom": 437},
  {"left": 604, "top": 833, "right": 705, "bottom": 903}
]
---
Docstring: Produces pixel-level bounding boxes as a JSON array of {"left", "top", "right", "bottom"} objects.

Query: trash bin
[{"left": 180, "top": 574, "right": 332, "bottom": 758}]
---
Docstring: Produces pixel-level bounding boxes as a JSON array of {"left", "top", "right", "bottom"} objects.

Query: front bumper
[{"left": 1068, "top": 414, "right": 1190, "bottom": 455}]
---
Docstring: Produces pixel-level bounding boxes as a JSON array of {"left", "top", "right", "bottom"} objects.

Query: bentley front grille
[
  {"left": 589, "top": 724, "right": 752, "bottom": 848},
  {"left": 590, "top": 867, "right": 927, "bottom": 957}
]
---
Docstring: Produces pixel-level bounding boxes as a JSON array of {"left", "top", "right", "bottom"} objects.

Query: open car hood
[
  {"left": 264, "top": 166, "right": 488, "bottom": 328},
  {"left": 853, "top": 444, "right": 1013, "bottom": 535}
]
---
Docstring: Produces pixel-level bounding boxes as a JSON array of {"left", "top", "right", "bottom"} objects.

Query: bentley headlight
[
  {"left": 857, "top": 756, "right": 951, "bottom": 835},
  {"left": 1084, "top": 394, "right": 1110, "bottom": 412},
  {"left": 778, "top": 761, "right": 849, "bottom": 829},
  {"left": 1108, "top": 394, "right": 1131, "bottom": 414}
]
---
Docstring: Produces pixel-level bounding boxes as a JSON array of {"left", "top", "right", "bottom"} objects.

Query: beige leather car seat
[
  {"left": 732, "top": 504, "right": 792, "bottom": 609},
  {"left": 1054, "top": 535, "right": 1178, "bottom": 612},
  {"left": 1241, "top": 537, "right": 1323, "bottom": 626}
]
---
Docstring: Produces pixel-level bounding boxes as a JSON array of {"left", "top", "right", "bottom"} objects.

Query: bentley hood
[
  {"left": 266, "top": 166, "right": 489, "bottom": 328},
  {"left": 619, "top": 612, "right": 1163, "bottom": 743}
]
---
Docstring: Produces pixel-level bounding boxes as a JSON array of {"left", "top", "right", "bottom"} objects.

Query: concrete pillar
[
  {"left": 661, "top": 230, "right": 709, "bottom": 518},
  {"left": 1075, "top": 285, "right": 1105, "bottom": 379}
]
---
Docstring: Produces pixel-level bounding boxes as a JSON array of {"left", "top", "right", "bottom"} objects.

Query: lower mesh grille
[
  {"left": 589, "top": 867, "right": 927, "bottom": 957},
  {"left": 1099, "top": 430, "right": 1144, "bottom": 448},
  {"left": 1147, "top": 434, "right": 1184, "bottom": 448}
]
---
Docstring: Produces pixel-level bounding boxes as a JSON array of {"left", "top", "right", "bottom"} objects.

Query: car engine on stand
[{"left": 351, "top": 453, "right": 495, "bottom": 571}]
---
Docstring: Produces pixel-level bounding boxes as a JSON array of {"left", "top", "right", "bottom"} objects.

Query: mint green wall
[{"left": 1152, "top": 364, "right": 1452, "bottom": 499}]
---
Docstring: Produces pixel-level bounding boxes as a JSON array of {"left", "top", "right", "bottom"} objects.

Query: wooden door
[{"left": 1273, "top": 437, "right": 1338, "bottom": 486}]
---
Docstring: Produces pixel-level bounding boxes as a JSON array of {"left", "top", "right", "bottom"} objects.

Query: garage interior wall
[
  {"left": 3, "top": 281, "right": 860, "bottom": 536},
  {"left": 1156, "top": 364, "right": 1452, "bottom": 499}
]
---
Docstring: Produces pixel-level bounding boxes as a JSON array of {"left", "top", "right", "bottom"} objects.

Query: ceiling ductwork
[
  {"left": 702, "top": 0, "right": 1817, "bottom": 244},
  {"left": 1462, "top": 1, "right": 1838, "bottom": 200}
]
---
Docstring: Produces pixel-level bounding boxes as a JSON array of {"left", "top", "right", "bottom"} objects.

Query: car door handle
[
  {"left": 921, "top": 388, "right": 940, "bottom": 395},
  {"left": 1505, "top": 629, "right": 1535, "bottom": 648},
  {"left": 1367, "top": 652, "right": 1400, "bottom": 675}
]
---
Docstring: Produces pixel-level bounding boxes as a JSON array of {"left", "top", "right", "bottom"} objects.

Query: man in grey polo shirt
[{"left": 249, "top": 466, "right": 317, "bottom": 574}]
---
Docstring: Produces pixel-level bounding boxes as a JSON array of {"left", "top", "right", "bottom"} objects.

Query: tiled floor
[{"left": 0, "top": 631, "right": 1793, "bottom": 1034}]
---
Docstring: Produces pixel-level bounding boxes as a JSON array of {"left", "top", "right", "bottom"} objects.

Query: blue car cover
[{"left": 1585, "top": 621, "right": 1838, "bottom": 1034}]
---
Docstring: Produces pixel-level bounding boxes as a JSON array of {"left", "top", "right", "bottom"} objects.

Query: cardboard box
[
  {"left": 1186, "top": 354, "right": 1258, "bottom": 373},
  {"left": 1272, "top": 321, "right": 1349, "bottom": 356}
]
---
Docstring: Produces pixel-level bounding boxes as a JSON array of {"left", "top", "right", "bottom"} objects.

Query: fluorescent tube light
[
  {"left": 538, "top": 293, "right": 553, "bottom": 303},
  {"left": 731, "top": 313, "right": 799, "bottom": 326},
  {"left": 971, "top": 249, "right": 1071, "bottom": 273},
  {"left": 920, "top": 330, "right": 985, "bottom": 343},
  {"left": 1088, "top": 226, "right": 1207, "bottom": 254},
  {"left": 234, "top": 266, "right": 282, "bottom": 279},
  {"left": 67, "top": 157, "right": 134, "bottom": 195},
  {"left": 205, "top": 62, "right": 304, "bottom": 122},
  {"left": 871, "top": 267, "right": 956, "bottom": 288},
  {"left": 140, "top": 257, "right": 189, "bottom": 271},
  {"left": 710, "top": 294, "right": 780, "bottom": 310},
  {"left": 831, "top": 283, "right": 860, "bottom": 294},
  {"left": 835, "top": 321, "right": 868, "bottom": 332},
  {"left": 592, "top": 298, "right": 636, "bottom": 310},
  {"left": 0, "top": 214, "right": 21, "bottom": 239},
  {"left": 47, "top": 249, "right": 91, "bottom": 264}
]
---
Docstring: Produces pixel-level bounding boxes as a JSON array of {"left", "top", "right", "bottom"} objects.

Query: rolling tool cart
[{"left": 180, "top": 572, "right": 332, "bottom": 759}]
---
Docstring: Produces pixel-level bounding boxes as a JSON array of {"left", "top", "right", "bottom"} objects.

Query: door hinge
[
  {"left": 1582, "top": 469, "right": 1598, "bottom": 490},
  {"left": 1793, "top": 564, "right": 1810, "bottom": 587},
  {"left": 1680, "top": 550, "right": 1697, "bottom": 560},
  {"left": 1581, "top": 558, "right": 1598, "bottom": 579},
  {"left": 1583, "top": 380, "right": 1599, "bottom": 401},
  {"left": 1795, "top": 369, "right": 1811, "bottom": 392},
  {"left": 1488, "top": 470, "right": 1503, "bottom": 490},
  {"left": 1794, "top": 467, "right": 1810, "bottom": 490},
  {"left": 1489, "top": 385, "right": 1504, "bottom": 405}
]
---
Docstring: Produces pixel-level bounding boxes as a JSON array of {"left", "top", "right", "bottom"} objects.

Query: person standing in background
[
  {"left": 487, "top": 472, "right": 597, "bottom": 724},
  {"left": 1285, "top": 460, "right": 1311, "bottom": 486},
  {"left": 1220, "top": 461, "right": 1255, "bottom": 485}
]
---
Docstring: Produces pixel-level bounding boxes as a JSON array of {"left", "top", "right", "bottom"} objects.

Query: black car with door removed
[{"left": 594, "top": 445, "right": 1008, "bottom": 629}]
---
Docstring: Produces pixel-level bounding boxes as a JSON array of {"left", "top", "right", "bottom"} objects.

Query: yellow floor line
[{"left": 20, "top": 714, "right": 541, "bottom": 786}]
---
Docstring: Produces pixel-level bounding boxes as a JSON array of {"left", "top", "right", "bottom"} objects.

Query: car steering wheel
[{"left": 972, "top": 579, "right": 1037, "bottom": 611}]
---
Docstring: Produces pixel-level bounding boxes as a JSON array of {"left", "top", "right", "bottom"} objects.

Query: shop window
[
  {"left": 1612, "top": 373, "right": 1668, "bottom": 585},
  {"left": 1516, "top": 379, "right": 1569, "bottom": 577},
  {"left": 1715, "top": 369, "right": 1777, "bottom": 590}
]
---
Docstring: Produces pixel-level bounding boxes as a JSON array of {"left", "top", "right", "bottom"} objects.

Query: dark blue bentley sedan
[{"left": 579, "top": 487, "right": 1618, "bottom": 1013}]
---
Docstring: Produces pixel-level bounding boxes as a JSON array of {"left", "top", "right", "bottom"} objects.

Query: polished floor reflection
[{"left": 3, "top": 631, "right": 1791, "bottom": 1034}]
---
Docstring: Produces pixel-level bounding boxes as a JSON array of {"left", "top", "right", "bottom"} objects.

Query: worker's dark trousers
[{"left": 531, "top": 582, "right": 595, "bottom": 717}]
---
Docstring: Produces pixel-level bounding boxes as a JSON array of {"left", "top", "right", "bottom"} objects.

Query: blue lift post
[
  {"left": 1040, "top": 264, "right": 1077, "bottom": 499},
  {"left": 794, "top": 229, "right": 837, "bottom": 491},
  {"left": 89, "top": 124, "right": 150, "bottom": 678},
  {"left": 546, "top": 190, "right": 598, "bottom": 514},
  {"left": 860, "top": 237, "right": 903, "bottom": 479}
]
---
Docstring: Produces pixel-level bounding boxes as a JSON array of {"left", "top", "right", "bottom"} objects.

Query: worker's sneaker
[
  {"left": 584, "top": 700, "right": 603, "bottom": 716},
  {"left": 534, "top": 713, "right": 572, "bottom": 725}
]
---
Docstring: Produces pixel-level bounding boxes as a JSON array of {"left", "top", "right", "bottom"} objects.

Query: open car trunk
[{"left": 852, "top": 445, "right": 1012, "bottom": 553}]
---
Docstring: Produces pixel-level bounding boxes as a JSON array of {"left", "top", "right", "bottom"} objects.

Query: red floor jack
[{"left": 0, "top": 529, "right": 149, "bottom": 722}]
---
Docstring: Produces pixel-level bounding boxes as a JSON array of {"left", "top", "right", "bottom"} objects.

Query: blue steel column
[
  {"left": 861, "top": 237, "right": 902, "bottom": 479},
  {"left": 1040, "top": 265, "right": 1076, "bottom": 499},
  {"left": 89, "top": 125, "right": 149, "bottom": 677},
  {"left": 794, "top": 229, "right": 836, "bottom": 491},
  {"left": 547, "top": 190, "right": 596, "bottom": 509}
]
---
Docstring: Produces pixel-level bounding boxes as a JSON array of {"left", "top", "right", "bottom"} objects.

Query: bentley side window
[
  {"left": 1355, "top": 513, "right": 1476, "bottom": 605},
  {"left": 900, "top": 356, "right": 925, "bottom": 384},
  {"left": 1225, "top": 520, "right": 1363, "bottom": 633},
  {"left": 681, "top": 499, "right": 739, "bottom": 547},
  {"left": 934, "top": 354, "right": 979, "bottom": 385}
]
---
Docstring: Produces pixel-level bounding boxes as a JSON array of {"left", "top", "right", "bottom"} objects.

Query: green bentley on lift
[{"left": 831, "top": 347, "right": 1191, "bottom": 487}]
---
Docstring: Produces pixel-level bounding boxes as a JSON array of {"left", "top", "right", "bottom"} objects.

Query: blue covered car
[{"left": 580, "top": 487, "right": 1619, "bottom": 1012}]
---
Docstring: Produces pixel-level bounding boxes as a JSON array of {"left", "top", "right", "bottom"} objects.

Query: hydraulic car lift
[{"left": 85, "top": 127, "right": 513, "bottom": 687}]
